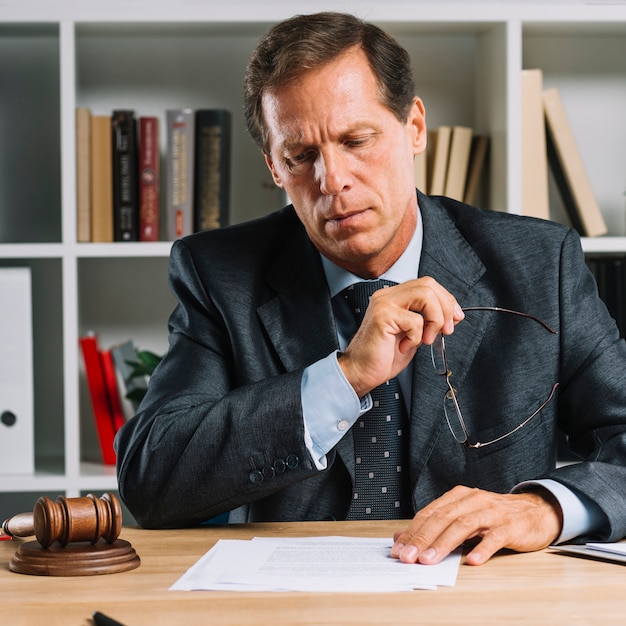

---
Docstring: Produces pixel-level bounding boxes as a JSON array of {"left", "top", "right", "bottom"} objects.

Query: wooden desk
[{"left": 1, "top": 520, "right": 625, "bottom": 625}]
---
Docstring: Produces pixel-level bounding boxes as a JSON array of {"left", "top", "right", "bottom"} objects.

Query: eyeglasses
[{"left": 431, "top": 306, "right": 560, "bottom": 449}]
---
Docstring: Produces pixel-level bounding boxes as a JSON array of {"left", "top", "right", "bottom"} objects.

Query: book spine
[
  {"left": 543, "top": 88, "right": 607, "bottom": 237},
  {"left": 521, "top": 69, "right": 550, "bottom": 219},
  {"left": 444, "top": 126, "right": 473, "bottom": 202},
  {"left": 413, "top": 151, "right": 427, "bottom": 194},
  {"left": 79, "top": 334, "right": 116, "bottom": 465},
  {"left": 110, "top": 339, "right": 148, "bottom": 412},
  {"left": 463, "top": 135, "right": 489, "bottom": 206},
  {"left": 112, "top": 110, "right": 139, "bottom": 242},
  {"left": 76, "top": 107, "right": 92, "bottom": 242},
  {"left": 139, "top": 116, "right": 161, "bottom": 241},
  {"left": 166, "top": 109, "right": 195, "bottom": 240},
  {"left": 100, "top": 348, "right": 127, "bottom": 433},
  {"left": 427, "top": 126, "right": 451, "bottom": 196},
  {"left": 90, "top": 115, "right": 114, "bottom": 243},
  {"left": 193, "top": 109, "right": 231, "bottom": 231}
]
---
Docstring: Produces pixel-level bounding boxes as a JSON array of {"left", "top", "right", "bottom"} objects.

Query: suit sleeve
[
  {"left": 114, "top": 240, "right": 321, "bottom": 528},
  {"left": 545, "top": 228, "right": 626, "bottom": 541}
]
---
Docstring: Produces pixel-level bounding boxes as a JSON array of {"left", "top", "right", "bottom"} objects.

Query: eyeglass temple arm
[{"left": 461, "top": 306, "right": 557, "bottom": 335}]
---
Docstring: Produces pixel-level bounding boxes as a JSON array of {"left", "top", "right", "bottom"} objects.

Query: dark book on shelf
[
  {"left": 138, "top": 116, "right": 161, "bottom": 241},
  {"left": 112, "top": 110, "right": 139, "bottom": 242},
  {"left": 166, "top": 108, "right": 195, "bottom": 240},
  {"left": 587, "top": 255, "right": 626, "bottom": 337},
  {"left": 194, "top": 109, "right": 231, "bottom": 232}
]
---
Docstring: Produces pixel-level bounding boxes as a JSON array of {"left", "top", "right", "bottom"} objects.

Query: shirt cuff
[
  {"left": 513, "top": 478, "right": 607, "bottom": 543},
  {"left": 301, "top": 351, "right": 371, "bottom": 470}
]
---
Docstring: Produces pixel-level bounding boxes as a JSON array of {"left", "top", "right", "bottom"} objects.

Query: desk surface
[{"left": 1, "top": 520, "right": 625, "bottom": 625}]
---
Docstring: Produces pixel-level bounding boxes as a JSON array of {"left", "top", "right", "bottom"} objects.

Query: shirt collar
[{"left": 321, "top": 206, "right": 423, "bottom": 298}]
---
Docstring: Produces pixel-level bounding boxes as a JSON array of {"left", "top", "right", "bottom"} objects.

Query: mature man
[{"left": 116, "top": 12, "right": 626, "bottom": 566}]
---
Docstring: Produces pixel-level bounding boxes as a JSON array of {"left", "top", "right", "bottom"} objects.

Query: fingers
[
  {"left": 390, "top": 486, "right": 562, "bottom": 566},
  {"left": 364, "top": 277, "right": 464, "bottom": 351},
  {"left": 339, "top": 277, "right": 463, "bottom": 395},
  {"left": 391, "top": 486, "right": 482, "bottom": 565},
  {"left": 400, "top": 276, "right": 464, "bottom": 345}
]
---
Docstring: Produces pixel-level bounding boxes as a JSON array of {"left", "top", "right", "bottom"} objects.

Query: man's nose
[{"left": 316, "top": 149, "right": 352, "bottom": 196}]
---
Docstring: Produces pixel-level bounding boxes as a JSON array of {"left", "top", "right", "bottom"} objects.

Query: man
[{"left": 115, "top": 12, "right": 626, "bottom": 566}]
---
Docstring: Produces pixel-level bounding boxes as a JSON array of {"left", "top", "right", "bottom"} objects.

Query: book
[
  {"left": 521, "top": 69, "right": 550, "bottom": 220},
  {"left": 110, "top": 339, "right": 148, "bottom": 411},
  {"left": 587, "top": 255, "right": 626, "bottom": 338},
  {"left": 166, "top": 108, "right": 195, "bottom": 240},
  {"left": 427, "top": 126, "right": 451, "bottom": 195},
  {"left": 76, "top": 107, "right": 92, "bottom": 242},
  {"left": 413, "top": 151, "right": 427, "bottom": 193},
  {"left": 543, "top": 87, "right": 607, "bottom": 237},
  {"left": 463, "top": 134, "right": 489, "bottom": 205},
  {"left": 100, "top": 348, "right": 127, "bottom": 432},
  {"left": 79, "top": 333, "right": 116, "bottom": 465},
  {"left": 112, "top": 110, "right": 139, "bottom": 242},
  {"left": 90, "top": 115, "right": 114, "bottom": 242},
  {"left": 138, "top": 116, "right": 161, "bottom": 241},
  {"left": 194, "top": 109, "right": 231, "bottom": 232},
  {"left": 444, "top": 126, "right": 473, "bottom": 201}
]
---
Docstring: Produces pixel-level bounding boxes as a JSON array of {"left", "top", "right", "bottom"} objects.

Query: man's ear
[
  {"left": 408, "top": 97, "right": 428, "bottom": 156},
  {"left": 264, "top": 153, "right": 284, "bottom": 188}
]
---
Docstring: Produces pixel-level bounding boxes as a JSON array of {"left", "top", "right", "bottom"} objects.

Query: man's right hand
[{"left": 338, "top": 277, "right": 464, "bottom": 397}]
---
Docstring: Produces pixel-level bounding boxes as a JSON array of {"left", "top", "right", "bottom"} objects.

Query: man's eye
[
  {"left": 346, "top": 135, "right": 373, "bottom": 148},
  {"left": 286, "top": 151, "right": 313, "bottom": 168}
]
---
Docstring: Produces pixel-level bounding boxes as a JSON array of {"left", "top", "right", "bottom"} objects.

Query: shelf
[
  {"left": 74, "top": 242, "right": 173, "bottom": 258},
  {"left": 582, "top": 237, "right": 626, "bottom": 255}
]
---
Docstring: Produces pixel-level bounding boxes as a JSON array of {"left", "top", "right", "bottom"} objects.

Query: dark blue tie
[{"left": 341, "top": 280, "right": 411, "bottom": 519}]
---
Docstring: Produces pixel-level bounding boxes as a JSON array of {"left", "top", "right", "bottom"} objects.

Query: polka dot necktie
[{"left": 341, "top": 280, "right": 411, "bottom": 520}]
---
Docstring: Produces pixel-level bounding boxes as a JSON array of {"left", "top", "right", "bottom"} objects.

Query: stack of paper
[
  {"left": 551, "top": 542, "right": 626, "bottom": 565},
  {"left": 170, "top": 536, "right": 461, "bottom": 592}
]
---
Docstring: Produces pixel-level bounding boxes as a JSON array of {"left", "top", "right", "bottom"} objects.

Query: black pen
[{"left": 93, "top": 611, "right": 126, "bottom": 626}]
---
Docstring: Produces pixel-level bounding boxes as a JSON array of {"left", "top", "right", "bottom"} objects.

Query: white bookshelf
[{"left": 1, "top": 1, "right": 625, "bottom": 521}]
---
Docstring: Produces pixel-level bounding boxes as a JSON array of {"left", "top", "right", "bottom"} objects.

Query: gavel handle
[{"left": 2, "top": 512, "right": 35, "bottom": 538}]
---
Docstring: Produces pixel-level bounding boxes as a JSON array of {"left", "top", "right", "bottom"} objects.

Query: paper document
[
  {"left": 171, "top": 536, "right": 461, "bottom": 592},
  {"left": 586, "top": 542, "right": 626, "bottom": 556},
  {"left": 550, "top": 542, "right": 626, "bottom": 565}
]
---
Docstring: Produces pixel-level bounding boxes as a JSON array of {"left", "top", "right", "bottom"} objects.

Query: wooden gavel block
[{"left": 2, "top": 492, "right": 140, "bottom": 576}]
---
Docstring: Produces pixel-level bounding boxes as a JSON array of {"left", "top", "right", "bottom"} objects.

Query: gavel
[{"left": 2, "top": 492, "right": 122, "bottom": 548}]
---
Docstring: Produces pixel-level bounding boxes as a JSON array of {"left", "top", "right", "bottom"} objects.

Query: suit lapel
[
  {"left": 408, "top": 195, "right": 493, "bottom": 480},
  {"left": 257, "top": 225, "right": 338, "bottom": 372}
]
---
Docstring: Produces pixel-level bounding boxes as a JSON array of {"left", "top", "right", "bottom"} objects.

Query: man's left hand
[{"left": 390, "top": 485, "right": 563, "bottom": 566}]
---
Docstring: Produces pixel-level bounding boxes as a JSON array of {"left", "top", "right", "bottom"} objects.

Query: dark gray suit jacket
[{"left": 115, "top": 192, "right": 626, "bottom": 542}]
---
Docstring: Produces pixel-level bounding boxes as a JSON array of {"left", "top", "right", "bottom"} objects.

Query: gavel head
[{"left": 34, "top": 492, "right": 123, "bottom": 548}]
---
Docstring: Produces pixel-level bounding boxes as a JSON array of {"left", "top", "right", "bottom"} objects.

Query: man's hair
[{"left": 244, "top": 12, "right": 416, "bottom": 154}]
